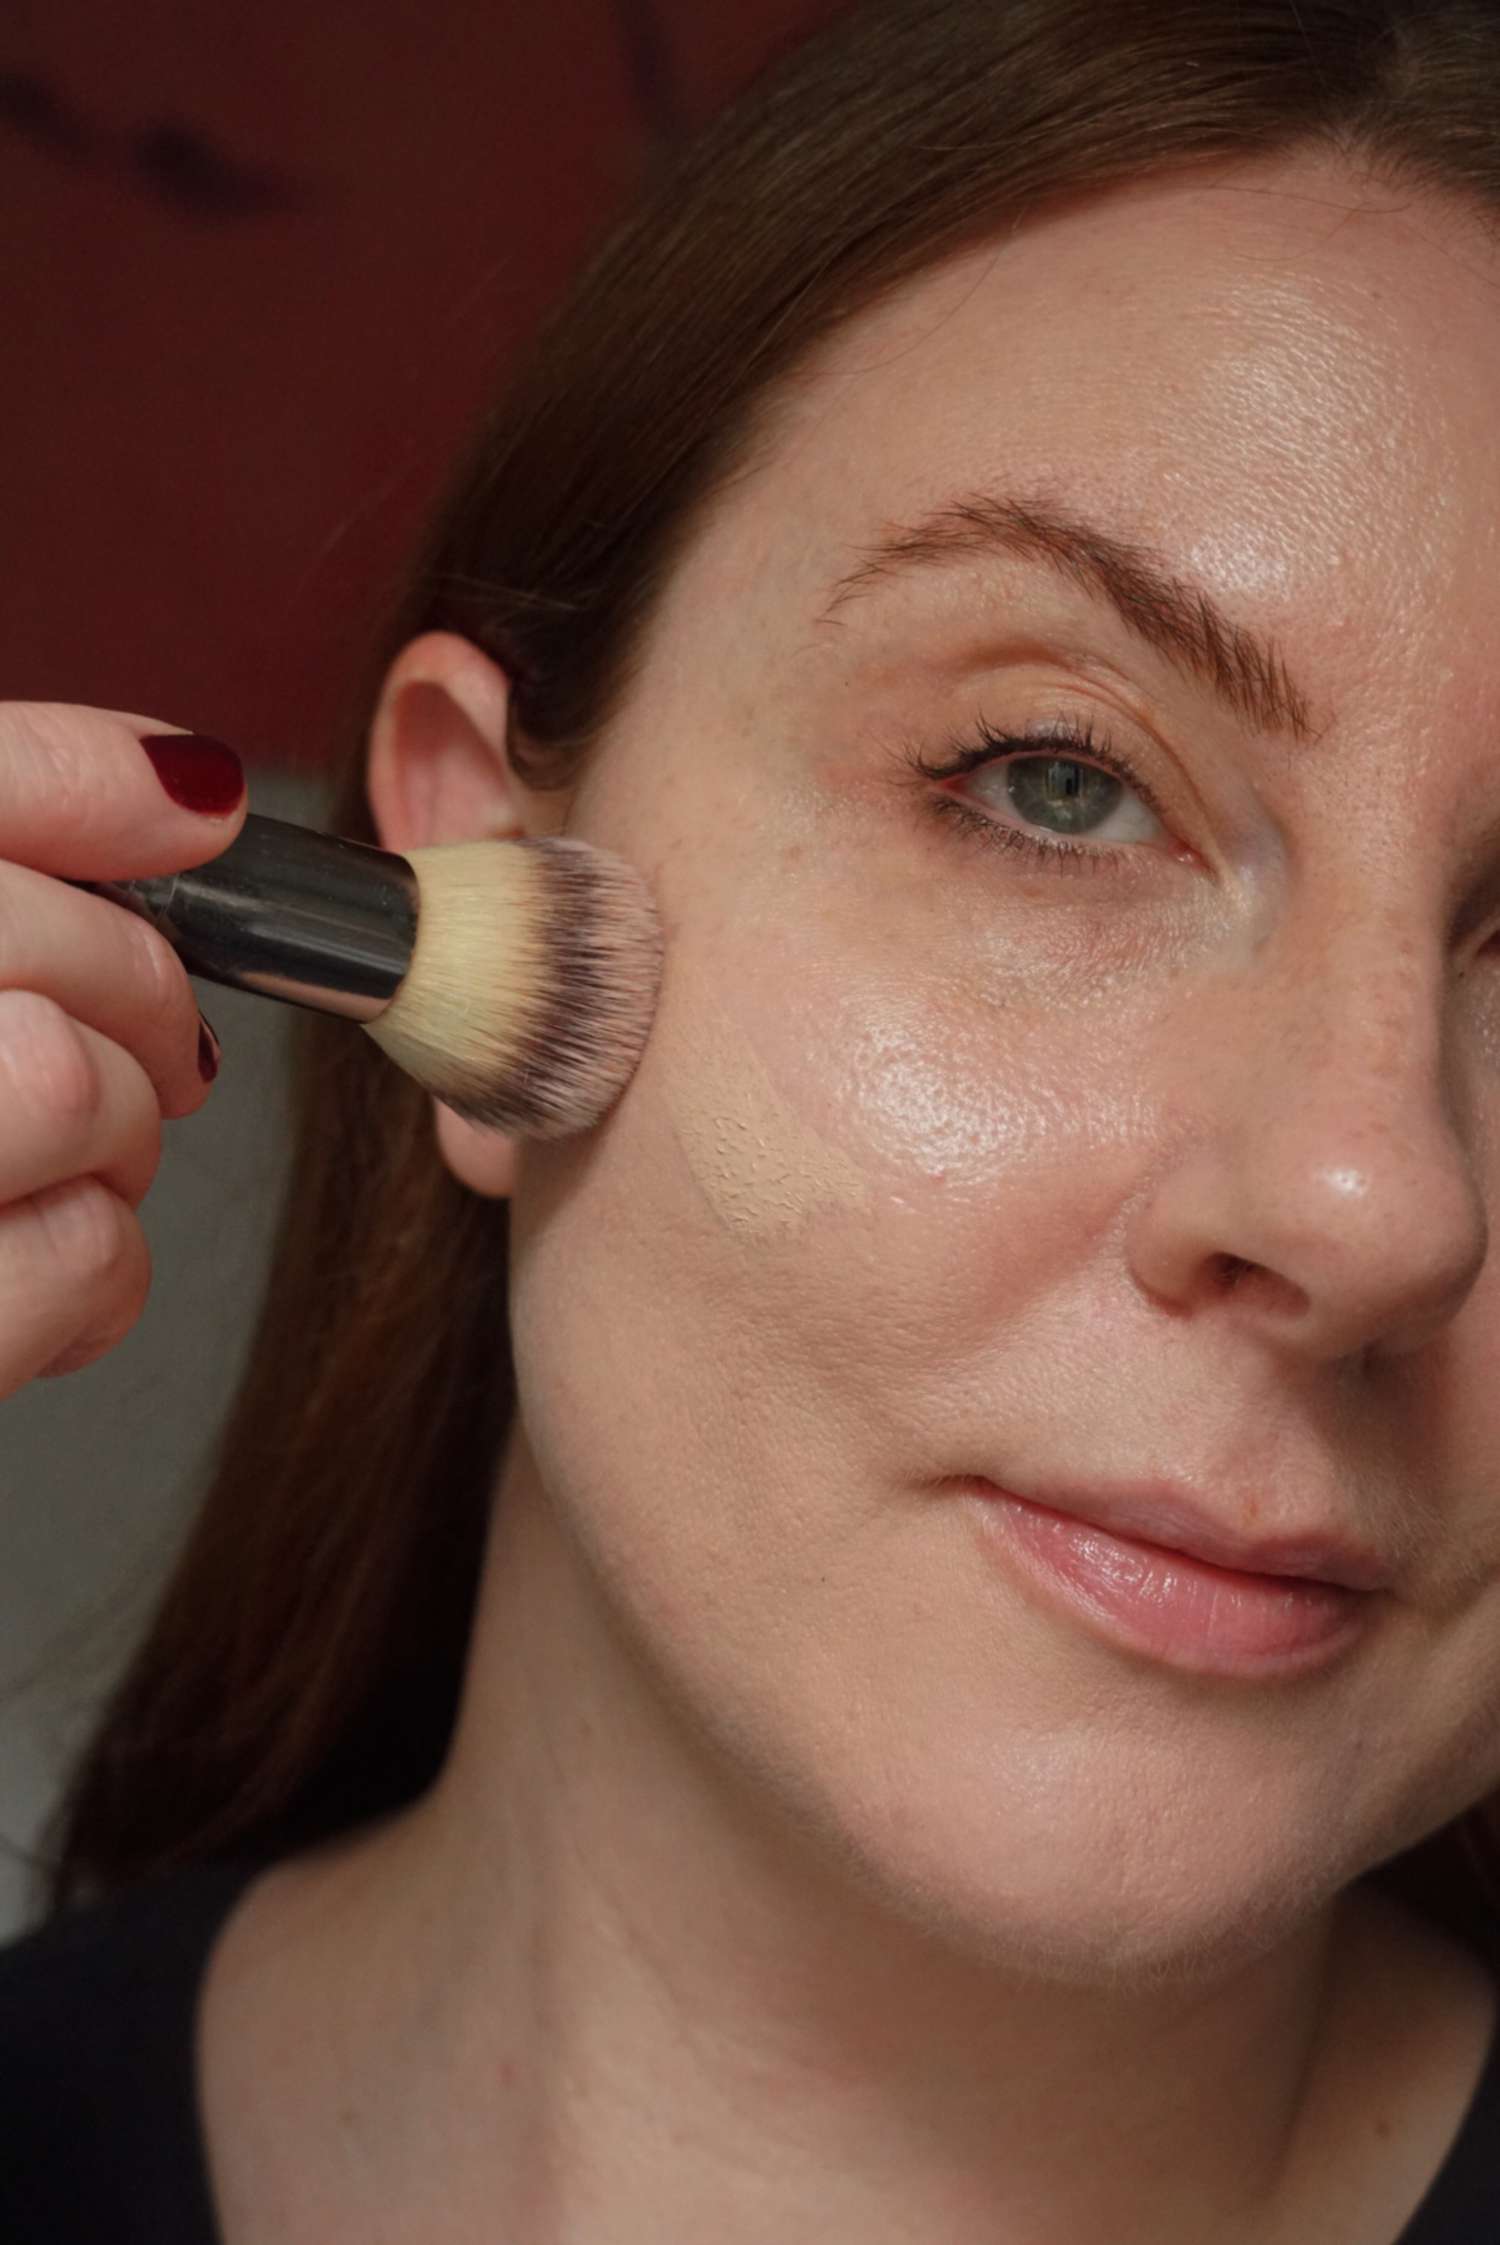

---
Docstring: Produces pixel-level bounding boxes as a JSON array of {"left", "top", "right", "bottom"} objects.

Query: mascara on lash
[{"left": 895, "top": 713, "right": 1172, "bottom": 877}]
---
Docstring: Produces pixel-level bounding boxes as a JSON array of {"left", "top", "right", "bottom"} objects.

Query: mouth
[{"left": 953, "top": 1477, "right": 1383, "bottom": 1679}]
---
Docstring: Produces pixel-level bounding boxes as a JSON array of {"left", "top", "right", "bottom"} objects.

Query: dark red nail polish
[
  {"left": 197, "top": 1015, "right": 221, "bottom": 1082},
  {"left": 139, "top": 732, "right": 245, "bottom": 816}
]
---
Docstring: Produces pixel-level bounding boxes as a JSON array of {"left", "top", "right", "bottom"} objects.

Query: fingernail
[
  {"left": 197, "top": 1013, "right": 221, "bottom": 1082},
  {"left": 139, "top": 732, "right": 245, "bottom": 816}
]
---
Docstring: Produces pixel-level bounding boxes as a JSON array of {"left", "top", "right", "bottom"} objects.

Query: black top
[
  {"left": 0, "top": 1854, "right": 266, "bottom": 2243},
  {"left": 0, "top": 1856, "right": 1497, "bottom": 2243}
]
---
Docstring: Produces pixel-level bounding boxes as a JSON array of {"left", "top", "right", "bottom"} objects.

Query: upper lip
[{"left": 967, "top": 1473, "right": 1391, "bottom": 1592}]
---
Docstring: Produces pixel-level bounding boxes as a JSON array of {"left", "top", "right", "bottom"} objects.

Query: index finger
[{"left": 0, "top": 704, "right": 248, "bottom": 880}]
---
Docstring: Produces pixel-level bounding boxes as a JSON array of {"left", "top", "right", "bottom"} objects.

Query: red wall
[{"left": 2, "top": 0, "right": 845, "bottom": 769}]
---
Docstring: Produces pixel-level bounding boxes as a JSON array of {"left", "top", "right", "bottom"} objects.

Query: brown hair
[{"left": 27, "top": 0, "right": 1500, "bottom": 1961}]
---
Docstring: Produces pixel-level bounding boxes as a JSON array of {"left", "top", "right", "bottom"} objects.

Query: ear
[{"left": 365, "top": 630, "right": 566, "bottom": 1202}]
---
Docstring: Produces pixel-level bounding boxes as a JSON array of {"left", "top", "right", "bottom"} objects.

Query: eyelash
[{"left": 898, "top": 713, "right": 1172, "bottom": 879}]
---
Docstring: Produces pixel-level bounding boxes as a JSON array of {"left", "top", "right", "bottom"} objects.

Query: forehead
[{"left": 718, "top": 151, "right": 1500, "bottom": 671}]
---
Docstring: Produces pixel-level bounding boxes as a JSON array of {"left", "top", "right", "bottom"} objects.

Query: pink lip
[
  {"left": 965, "top": 1473, "right": 1390, "bottom": 1591},
  {"left": 956, "top": 1479, "right": 1382, "bottom": 1678}
]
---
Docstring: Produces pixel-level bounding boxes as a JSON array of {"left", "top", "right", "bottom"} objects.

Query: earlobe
[{"left": 433, "top": 1098, "right": 519, "bottom": 1201}]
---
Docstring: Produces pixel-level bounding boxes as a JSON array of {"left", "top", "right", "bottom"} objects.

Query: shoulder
[
  {"left": 0, "top": 1859, "right": 268, "bottom": 2239},
  {"left": 0, "top": 1879, "right": 156, "bottom": 2110},
  {"left": 0, "top": 1857, "right": 259, "bottom": 2041}
]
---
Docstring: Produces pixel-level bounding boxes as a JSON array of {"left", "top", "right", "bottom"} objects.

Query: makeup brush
[{"left": 71, "top": 810, "right": 664, "bottom": 1138}]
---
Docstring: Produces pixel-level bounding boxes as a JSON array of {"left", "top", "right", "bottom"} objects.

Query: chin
[
  {"left": 882, "top": 1845, "right": 1325, "bottom": 1993},
  {"left": 800, "top": 1745, "right": 1344, "bottom": 1994}
]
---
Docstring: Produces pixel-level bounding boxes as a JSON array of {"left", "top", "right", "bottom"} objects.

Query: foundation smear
[{"left": 668, "top": 978, "right": 874, "bottom": 1239}]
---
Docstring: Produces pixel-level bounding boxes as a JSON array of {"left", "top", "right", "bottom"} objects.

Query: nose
[{"left": 1127, "top": 922, "right": 1490, "bottom": 1365}]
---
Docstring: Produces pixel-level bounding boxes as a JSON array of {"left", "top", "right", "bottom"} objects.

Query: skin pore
[
  {"left": 198, "top": 147, "right": 1500, "bottom": 2243},
  {"left": 664, "top": 950, "right": 877, "bottom": 1233}
]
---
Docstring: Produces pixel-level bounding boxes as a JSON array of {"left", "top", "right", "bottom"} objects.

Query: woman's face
[{"left": 504, "top": 146, "right": 1500, "bottom": 1980}]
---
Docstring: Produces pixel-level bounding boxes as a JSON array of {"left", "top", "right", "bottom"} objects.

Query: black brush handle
[{"left": 71, "top": 810, "right": 419, "bottom": 1020}]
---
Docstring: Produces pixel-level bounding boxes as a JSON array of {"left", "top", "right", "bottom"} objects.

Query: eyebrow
[{"left": 813, "top": 490, "right": 1316, "bottom": 743}]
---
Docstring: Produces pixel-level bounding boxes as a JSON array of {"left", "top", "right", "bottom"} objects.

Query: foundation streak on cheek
[{"left": 666, "top": 979, "right": 876, "bottom": 1238}]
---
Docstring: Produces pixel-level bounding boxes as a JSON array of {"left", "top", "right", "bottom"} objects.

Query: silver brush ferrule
[{"left": 79, "top": 811, "right": 419, "bottom": 1020}]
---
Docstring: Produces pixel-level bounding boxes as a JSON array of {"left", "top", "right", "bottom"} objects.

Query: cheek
[{"left": 529, "top": 902, "right": 1166, "bottom": 1436}]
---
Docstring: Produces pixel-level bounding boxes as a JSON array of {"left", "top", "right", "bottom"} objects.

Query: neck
[
  {"left": 219, "top": 1420, "right": 1477, "bottom": 2245},
  {"left": 239, "top": 1459, "right": 1399, "bottom": 2245}
]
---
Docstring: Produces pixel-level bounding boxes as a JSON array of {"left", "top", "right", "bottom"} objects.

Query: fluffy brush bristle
[{"left": 362, "top": 837, "right": 663, "bottom": 1137}]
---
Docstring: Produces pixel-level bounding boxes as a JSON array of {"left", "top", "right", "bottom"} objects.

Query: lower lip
[{"left": 961, "top": 1481, "right": 1373, "bottom": 1679}]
